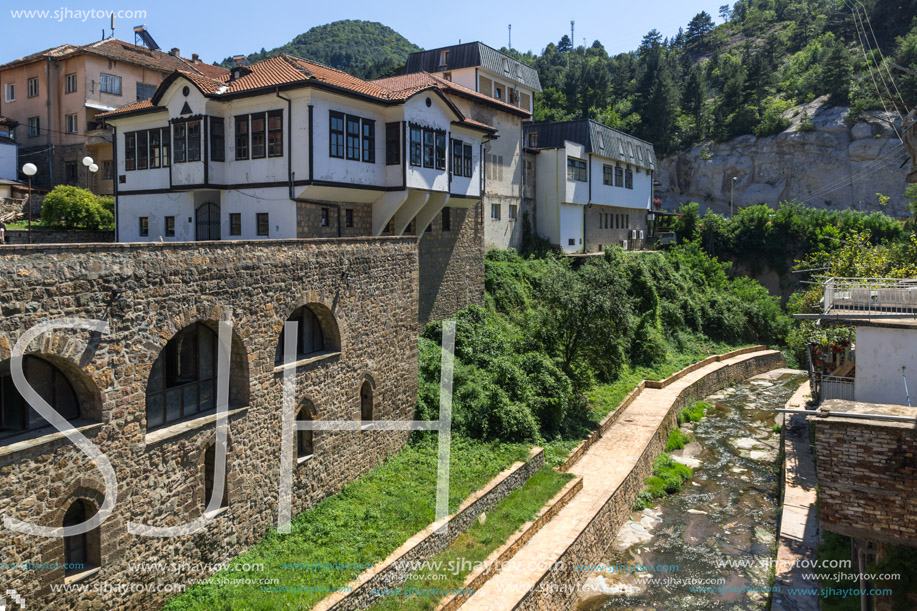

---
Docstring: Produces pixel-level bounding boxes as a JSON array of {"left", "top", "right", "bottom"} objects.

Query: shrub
[
  {"left": 666, "top": 428, "right": 692, "bottom": 451},
  {"left": 40, "top": 185, "right": 114, "bottom": 230},
  {"left": 678, "top": 401, "right": 710, "bottom": 424}
]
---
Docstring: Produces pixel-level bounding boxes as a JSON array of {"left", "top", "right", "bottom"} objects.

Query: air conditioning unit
[
  {"left": 622, "top": 240, "right": 629, "bottom": 251},
  {"left": 631, "top": 230, "right": 638, "bottom": 240},
  {"left": 639, "top": 230, "right": 644, "bottom": 240}
]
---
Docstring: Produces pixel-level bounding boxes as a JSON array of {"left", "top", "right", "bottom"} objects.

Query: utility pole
[
  {"left": 508, "top": 24, "right": 511, "bottom": 50},
  {"left": 730, "top": 176, "right": 737, "bottom": 217},
  {"left": 571, "top": 21, "right": 575, "bottom": 45}
]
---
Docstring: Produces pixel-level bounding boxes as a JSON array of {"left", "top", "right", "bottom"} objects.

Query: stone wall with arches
[{"left": 0, "top": 236, "right": 418, "bottom": 610}]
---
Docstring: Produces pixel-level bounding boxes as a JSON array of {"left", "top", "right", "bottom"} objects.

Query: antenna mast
[
  {"left": 571, "top": 20, "right": 575, "bottom": 44},
  {"left": 508, "top": 24, "right": 512, "bottom": 50}
]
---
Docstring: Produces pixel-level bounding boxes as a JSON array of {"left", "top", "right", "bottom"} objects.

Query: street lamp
[
  {"left": 82, "top": 156, "right": 95, "bottom": 192},
  {"left": 21, "top": 163, "right": 37, "bottom": 245},
  {"left": 730, "top": 176, "right": 738, "bottom": 218}
]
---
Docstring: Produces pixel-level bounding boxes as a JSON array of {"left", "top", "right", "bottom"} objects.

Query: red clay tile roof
[
  {"left": 0, "top": 37, "right": 228, "bottom": 80},
  {"left": 96, "top": 100, "right": 158, "bottom": 118},
  {"left": 372, "top": 72, "right": 531, "bottom": 117}
]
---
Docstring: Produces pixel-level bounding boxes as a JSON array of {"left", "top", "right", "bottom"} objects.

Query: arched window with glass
[
  {"left": 1, "top": 356, "right": 80, "bottom": 440},
  {"left": 147, "top": 323, "right": 218, "bottom": 429}
]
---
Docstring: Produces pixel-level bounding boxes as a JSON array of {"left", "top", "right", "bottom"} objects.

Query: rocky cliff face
[{"left": 657, "top": 97, "right": 911, "bottom": 217}]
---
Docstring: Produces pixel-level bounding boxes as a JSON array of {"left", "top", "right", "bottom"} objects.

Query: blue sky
[{"left": 3, "top": 0, "right": 729, "bottom": 65}]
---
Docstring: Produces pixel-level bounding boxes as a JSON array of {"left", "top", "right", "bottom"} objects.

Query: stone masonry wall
[
  {"left": 812, "top": 402, "right": 917, "bottom": 547},
  {"left": 417, "top": 202, "right": 485, "bottom": 327},
  {"left": 515, "top": 350, "right": 786, "bottom": 611},
  {"left": 3, "top": 228, "right": 115, "bottom": 245},
  {"left": 0, "top": 237, "right": 419, "bottom": 610}
]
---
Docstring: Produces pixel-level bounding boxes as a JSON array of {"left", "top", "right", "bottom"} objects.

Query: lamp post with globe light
[
  {"left": 82, "top": 156, "right": 95, "bottom": 192},
  {"left": 21, "top": 163, "right": 37, "bottom": 244}
]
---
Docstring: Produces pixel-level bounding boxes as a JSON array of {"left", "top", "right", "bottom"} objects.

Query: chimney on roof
[
  {"left": 169, "top": 47, "right": 180, "bottom": 56},
  {"left": 192, "top": 53, "right": 199, "bottom": 63},
  {"left": 231, "top": 55, "right": 247, "bottom": 67}
]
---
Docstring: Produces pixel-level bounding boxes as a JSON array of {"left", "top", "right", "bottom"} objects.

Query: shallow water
[{"left": 575, "top": 372, "right": 807, "bottom": 611}]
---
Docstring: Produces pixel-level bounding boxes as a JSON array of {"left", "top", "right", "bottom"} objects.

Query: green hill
[{"left": 221, "top": 20, "right": 421, "bottom": 80}]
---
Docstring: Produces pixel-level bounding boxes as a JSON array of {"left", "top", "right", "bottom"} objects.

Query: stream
[{"left": 576, "top": 369, "right": 808, "bottom": 611}]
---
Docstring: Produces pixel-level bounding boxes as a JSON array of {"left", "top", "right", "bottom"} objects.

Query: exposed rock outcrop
[{"left": 657, "top": 97, "right": 911, "bottom": 217}]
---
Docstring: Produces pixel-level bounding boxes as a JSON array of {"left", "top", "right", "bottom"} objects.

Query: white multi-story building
[
  {"left": 99, "top": 55, "right": 493, "bottom": 243},
  {"left": 404, "top": 43, "right": 541, "bottom": 251},
  {"left": 0, "top": 116, "right": 19, "bottom": 198},
  {"left": 523, "top": 119, "right": 657, "bottom": 254}
]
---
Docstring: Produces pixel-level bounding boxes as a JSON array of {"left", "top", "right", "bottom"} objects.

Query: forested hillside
[
  {"left": 505, "top": 0, "right": 917, "bottom": 154},
  {"left": 221, "top": 20, "right": 420, "bottom": 80}
]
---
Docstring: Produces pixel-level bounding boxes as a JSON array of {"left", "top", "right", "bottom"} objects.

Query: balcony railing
[
  {"left": 823, "top": 277, "right": 917, "bottom": 317},
  {"left": 814, "top": 374, "right": 856, "bottom": 402}
]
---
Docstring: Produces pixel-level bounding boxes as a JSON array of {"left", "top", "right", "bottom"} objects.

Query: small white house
[
  {"left": 99, "top": 55, "right": 493, "bottom": 242},
  {"left": 523, "top": 119, "right": 657, "bottom": 254}
]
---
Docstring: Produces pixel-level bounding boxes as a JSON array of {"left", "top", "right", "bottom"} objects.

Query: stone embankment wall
[
  {"left": 657, "top": 97, "right": 909, "bottom": 217},
  {"left": 0, "top": 237, "right": 419, "bottom": 610},
  {"left": 2, "top": 228, "right": 114, "bottom": 245}
]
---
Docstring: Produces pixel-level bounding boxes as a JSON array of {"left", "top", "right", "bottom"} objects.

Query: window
[
  {"left": 625, "top": 168, "right": 634, "bottom": 190},
  {"left": 63, "top": 500, "right": 99, "bottom": 573},
  {"left": 173, "top": 123, "right": 186, "bottom": 163},
  {"left": 28, "top": 116, "right": 39, "bottom": 137},
  {"left": 146, "top": 323, "right": 221, "bottom": 429},
  {"left": 162, "top": 127, "right": 171, "bottom": 167},
  {"left": 410, "top": 125, "right": 422, "bottom": 166},
  {"left": 276, "top": 306, "right": 325, "bottom": 363},
  {"left": 361, "top": 381, "right": 373, "bottom": 422},
  {"left": 250, "top": 113, "right": 266, "bottom": 159},
  {"left": 615, "top": 165, "right": 624, "bottom": 187},
  {"left": 99, "top": 73, "right": 121, "bottom": 95},
  {"left": 267, "top": 110, "right": 283, "bottom": 157},
  {"left": 320, "top": 207, "right": 329, "bottom": 227},
  {"left": 346, "top": 116, "right": 360, "bottom": 161},
  {"left": 568, "top": 238, "right": 575, "bottom": 246},
  {"left": 297, "top": 404, "right": 314, "bottom": 459},
  {"left": 65, "top": 162, "right": 77, "bottom": 184},
  {"left": 463, "top": 144, "right": 472, "bottom": 178},
  {"left": 527, "top": 132, "right": 538, "bottom": 147},
  {"left": 329, "top": 112, "right": 344, "bottom": 158},
  {"left": 442, "top": 207, "right": 451, "bottom": 231},
  {"left": 188, "top": 120, "right": 202, "bottom": 161},
  {"left": 567, "top": 157, "right": 586, "bottom": 182},
  {"left": 136, "top": 82, "right": 156, "bottom": 101},
  {"left": 494, "top": 85, "right": 502, "bottom": 100},
  {"left": 229, "top": 213, "right": 241, "bottom": 236},
  {"left": 0, "top": 356, "right": 79, "bottom": 439},
  {"left": 422, "top": 129, "right": 434, "bottom": 168},
  {"left": 146, "top": 130, "right": 161, "bottom": 170},
  {"left": 439, "top": 49, "right": 450, "bottom": 67},
  {"left": 4, "top": 83, "right": 14, "bottom": 102},
  {"left": 345, "top": 208, "right": 354, "bottom": 228},
  {"left": 164, "top": 216, "right": 175, "bottom": 237},
  {"left": 203, "top": 443, "right": 228, "bottom": 510},
  {"left": 491, "top": 203, "right": 501, "bottom": 220},
  {"left": 509, "top": 204, "right": 518, "bottom": 221},
  {"left": 361, "top": 120, "right": 375, "bottom": 163},
  {"left": 125, "top": 133, "right": 136, "bottom": 170},
  {"left": 211, "top": 117, "right": 225, "bottom": 162},
  {"left": 603, "top": 165, "right": 614, "bottom": 186},
  {"left": 27, "top": 77, "right": 38, "bottom": 98},
  {"left": 452, "top": 140, "right": 463, "bottom": 177},
  {"left": 137, "top": 130, "right": 148, "bottom": 170},
  {"left": 65, "top": 113, "right": 78, "bottom": 134},
  {"left": 256, "top": 213, "right": 269, "bottom": 236},
  {"left": 435, "top": 131, "right": 446, "bottom": 170},
  {"left": 65, "top": 73, "right": 77, "bottom": 94},
  {"left": 235, "top": 115, "right": 249, "bottom": 160},
  {"left": 102, "top": 160, "right": 113, "bottom": 180},
  {"left": 139, "top": 217, "right": 149, "bottom": 237},
  {"left": 385, "top": 122, "right": 400, "bottom": 165}
]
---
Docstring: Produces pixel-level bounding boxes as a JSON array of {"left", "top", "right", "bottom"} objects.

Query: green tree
[{"left": 686, "top": 11, "right": 716, "bottom": 50}]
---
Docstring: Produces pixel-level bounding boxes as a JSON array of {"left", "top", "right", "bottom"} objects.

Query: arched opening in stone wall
[
  {"left": 203, "top": 443, "right": 229, "bottom": 511},
  {"left": 62, "top": 499, "right": 100, "bottom": 575},
  {"left": 296, "top": 400, "right": 315, "bottom": 460},
  {"left": 0, "top": 355, "right": 91, "bottom": 441},
  {"left": 360, "top": 381, "right": 373, "bottom": 423},
  {"left": 275, "top": 304, "right": 341, "bottom": 364},
  {"left": 146, "top": 322, "right": 249, "bottom": 430}
]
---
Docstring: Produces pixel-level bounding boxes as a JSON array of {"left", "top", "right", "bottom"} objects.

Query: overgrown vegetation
[
  {"left": 666, "top": 428, "right": 692, "bottom": 451},
  {"left": 816, "top": 531, "right": 861, "bottom": 611},
  {"left": 165, "top": 439, "right": 530, "bottom": 610},
  {"left": 40, "top": 185, "right": 114, "bottom": 231},
  {"left": 678, "top": 401, "right": 711, "bottom": 425},
  {"left": 367, "top": 468, "right": 572, "bottom": 611},
  {"left": 633, "top": 453, "right": 694, "bottom": 511}
]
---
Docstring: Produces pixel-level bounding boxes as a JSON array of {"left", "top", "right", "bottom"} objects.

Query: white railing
[
  {"left": 815, "top": 374, "right": 856, "bottom": 402},
  {"left": 823, "top": 277, "right": 917, "bottom": 317}
]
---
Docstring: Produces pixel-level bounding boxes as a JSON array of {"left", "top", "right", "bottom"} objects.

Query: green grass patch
[
  {"left": 666, "top": 428, "right": 691, "bottom": 452},
  {"left": 633, "top": 453, "right": 693, "bottom": 511},
  {"left": 816, "top": 531, "right": 860, "bottom": 611},
  {"left": 4, "top": 219, "right": 50, "bottom": 230},
  {"left": 367, "top": 467, "right": 573, "bottom": 611},
  {"left": 164, "top": 437, "right": 531, "bottom": 611},
  {"left": 678, "top": 401, "right": 711, "bottom": 425}
]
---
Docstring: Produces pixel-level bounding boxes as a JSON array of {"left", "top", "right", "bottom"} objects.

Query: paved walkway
[
  {"left": 460, "top": 349, "right": 779, "bottom": 611},
  {"left": 771, "top": 382, "right": 820, "bottom": 611}
]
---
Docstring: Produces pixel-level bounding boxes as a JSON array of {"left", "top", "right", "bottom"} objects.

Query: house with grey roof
[{"left": 523, "top": 119, "right": 657, "bottom": 254}]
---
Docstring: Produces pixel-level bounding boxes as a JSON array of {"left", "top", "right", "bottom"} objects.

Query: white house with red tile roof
[{"left": 100, "top": 55, "right": 494, "bottom": 242}]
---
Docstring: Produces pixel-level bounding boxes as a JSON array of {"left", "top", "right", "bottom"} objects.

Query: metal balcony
[{"left": 821, "top": 277, "right": 917, "bottom": 318}]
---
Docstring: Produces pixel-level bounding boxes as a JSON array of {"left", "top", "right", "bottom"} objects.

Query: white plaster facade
[{"left": 853, "top": 325, "right": 917, "bottom": 406}]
